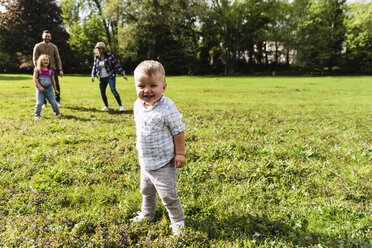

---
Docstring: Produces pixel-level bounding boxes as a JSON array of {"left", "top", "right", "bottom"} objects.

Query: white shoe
[
  {"left": 35, "top": 116, "right": 40, "bottom": 119},
  {"left": 130, "top": 212, "right": 154, "bottom": 222},
  {"left": 57, "top": 101, "right": 63, "bottom": 106},
  {"left": 56, "top": 113, "right": 61, "bottom": 117},
  {"left": 170, "top": 221, "right": 185, "bottom": 236},
  {"left": 119, "top": 106, "right": 125, "bottom": 112},
  {"left": 41, "top": 104, "right": 46, "bottom": 108},
  {"left": 101, "top": 106, "right": 109, "bottom": 111}
]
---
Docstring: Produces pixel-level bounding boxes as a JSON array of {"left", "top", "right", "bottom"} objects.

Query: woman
[{"left": 91, "top": 42, "right": 128, "bottom": 111}]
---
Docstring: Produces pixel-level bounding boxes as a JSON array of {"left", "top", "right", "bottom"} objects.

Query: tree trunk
[
  {"left": 93, "top": 0, "right": 112, "bottom": 46},
  {"left": 275, "top": 40, "right": 278, "bottom": 71},
  {"left": 264, "top": 41, "right": 268, "bottom": 68},
  {"left": 286, "top": 49, "right": 290, "bottom": 67},
  {"left": 148, "top": 39, "right": 156, "bottom": 59}
]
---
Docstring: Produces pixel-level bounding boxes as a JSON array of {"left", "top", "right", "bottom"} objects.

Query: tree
[
  {"left": 60, "top": 0, "right": 128, "bottom": 72},
  {"left": 0, "top": 0, "right": 71, "bottom": 72},
  {"left": 264, "top": 0, "right": 292, "bottom": 69},
  {"left": 241, "top": 0, "right": 278, "bottom": 71},
  {"left": 118, "top": 0, "right": 201, "bottom": 74},
  {"left": 61, "top": 0, "right": 202, "bottom": 74},
  {"left": 0, "top": 50, "right": 16, "bottom": 72},
  {"left": 200, "top": 0, "right": 273, "bottom": 74},
  {"left": 294, "top": 0, "right": 346, "bottom": 72},
  {"left": 200, "top": 0, "right": 246, "bottom": 75},
  {"left": 344, "top": 0, "right": 372, "bottom": 73}
]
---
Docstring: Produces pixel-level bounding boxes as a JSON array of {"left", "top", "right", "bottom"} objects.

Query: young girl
[{"left": 34, "top": 54, "right": 60, "bottom": 118}]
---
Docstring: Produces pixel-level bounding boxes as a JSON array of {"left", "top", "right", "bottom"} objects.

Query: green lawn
[{"left": 0, "top": 74, "right": 371, "bottom": 247}]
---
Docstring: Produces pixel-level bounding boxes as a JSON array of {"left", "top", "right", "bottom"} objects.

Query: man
[{"left": 33, "top": 30, "right": 64, "bottom": 106}]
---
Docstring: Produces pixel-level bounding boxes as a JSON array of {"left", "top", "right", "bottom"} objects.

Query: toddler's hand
[
  {"left": 91, "top": 77, "right": 95, "bottom": 82},
  {"left": 175, "top": 154, "right": 186, "bottom": 168}
]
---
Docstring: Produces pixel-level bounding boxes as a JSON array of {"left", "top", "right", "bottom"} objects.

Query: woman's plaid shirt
[
  {"left": 91, "top": 52, "right": 125, "bottom": 78},
  {"left": 134, "top": 96, "right": 185, "bottom": 171}
]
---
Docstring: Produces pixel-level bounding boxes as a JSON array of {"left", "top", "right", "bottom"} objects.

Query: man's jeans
[
  {"left": 54, "top": 70, "right": 61, "bottom": 102},
  {"left": 99, "top": 75, "right": 122, "bottom": 107},
  {"left": 35, "top": 86, "right": 60, "bottom": 117}
]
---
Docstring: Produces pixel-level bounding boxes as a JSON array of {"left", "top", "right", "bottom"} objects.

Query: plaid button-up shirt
[
  {"left": 134, "top": 96, "right": 185, "bottom": 171},
  {"left": 91, "top": 52, "right": 125, "bottom": 78}
]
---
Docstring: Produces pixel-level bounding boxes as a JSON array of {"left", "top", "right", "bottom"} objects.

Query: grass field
[{"left": 0, "top": 74, "right": 371, "bottom": 247}]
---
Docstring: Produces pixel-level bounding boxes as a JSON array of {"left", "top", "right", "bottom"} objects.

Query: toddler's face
[{"left": 134, "top": 71, "right": 166, "bottom": 107}]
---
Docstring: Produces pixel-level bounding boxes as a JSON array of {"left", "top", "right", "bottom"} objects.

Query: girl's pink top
[{"left": 34, "top": 68, "right": 55, "bottom": 76}]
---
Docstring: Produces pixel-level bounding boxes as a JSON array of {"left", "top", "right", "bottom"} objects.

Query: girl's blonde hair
[
  {"left": 36, "top": 54, "right": 51, "bottom": 70},
  {"left": 134, "top": 60, "right": 166, "bottom": 83}
]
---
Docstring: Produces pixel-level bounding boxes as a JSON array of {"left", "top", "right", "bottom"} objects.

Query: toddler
[
  {"left": 131, "top": 60, "right": 186, "bottom": 236},
  {"left": 33, "top": 54, "right": 60, "bottom": 118}
]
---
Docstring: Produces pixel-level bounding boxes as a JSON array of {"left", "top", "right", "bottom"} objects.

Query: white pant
[{"left": 140, "top": 161, "right": 185, "bottom": 224}]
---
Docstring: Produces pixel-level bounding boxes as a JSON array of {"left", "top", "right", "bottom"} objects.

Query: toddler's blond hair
[{"left": 134, "top": 60, "right": 166, "bottom": 82}]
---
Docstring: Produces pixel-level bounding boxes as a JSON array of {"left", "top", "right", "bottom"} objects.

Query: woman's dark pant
[{"left": 99, "top": 75, "right": 122, "bottom": 107}]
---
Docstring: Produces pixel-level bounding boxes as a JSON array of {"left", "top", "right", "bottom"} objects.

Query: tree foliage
[
  {"left": 0, "top": 0, "right": 370, "bottom": 74},
  {"left": 294, "top": 0, "right": 347, "bottom": 71},
  {"left": 0, "top": 0, "right": 71, "bottom": 72},
  {"left": 60, "top": 0, "right": 124, "bottom": 72},
  {"left": 117, "top": 0, "right": 202, "bottom": 74},
  {"left": 60, "top": 0, "right": 202, "bottom": 74},
  {"left": 344, "top": 1, "right": 372, "bottom": 73},
  {"left": 200, "top": 0, "right": 275, "bottom": 75}
]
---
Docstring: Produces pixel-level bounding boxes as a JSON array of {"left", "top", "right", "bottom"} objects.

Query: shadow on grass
[
  {"left": 65, "top": 106, "right": 101, "bottom": 113},
  {"left": 107, "top": 109, "right": 133, "bottom": 115},
  {"left": 65, "top": 106, "right": 133, "bottom": 115},
  {"left": 60, "top": 107, "right": 133, "bottom": 122},
  {"left": 186, "top": 214, "right": 365, "bottom": 247},
  {"left": 60, "top": 114, "right": 92, "bottom": 122},
  {"left": 0, "top": 75, "right": 30, "bottom": 81}
]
